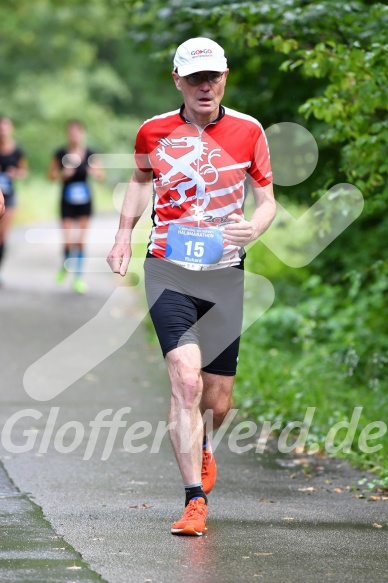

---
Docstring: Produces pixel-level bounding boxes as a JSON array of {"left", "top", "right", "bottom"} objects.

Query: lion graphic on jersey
[{"left": 156, "top": 136, "right": 221, "bottom": 210}]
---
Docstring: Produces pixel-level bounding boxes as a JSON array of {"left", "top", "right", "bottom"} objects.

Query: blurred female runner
[
  {"left": 0, "top": 116, "right": 28, "bottom": 286},
  {"left": 48, "top": 120, "right": 104, "bottom": 293}
]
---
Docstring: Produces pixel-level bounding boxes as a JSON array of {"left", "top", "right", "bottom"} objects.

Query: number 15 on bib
[{"left": 165, "top": 224, "right": 224, "bottom": 266}]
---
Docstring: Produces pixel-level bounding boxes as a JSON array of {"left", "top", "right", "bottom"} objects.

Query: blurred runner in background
[
  {"left": 48, "top": 120, "right": 104, "bottom": 293},
  {"left": 0, "top": 116, "right": 28, "bottom": 286}
]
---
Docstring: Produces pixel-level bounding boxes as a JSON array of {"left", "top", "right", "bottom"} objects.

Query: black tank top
[
  {"left": 54, "top": 147, "right": 94, "bottom": 191},
  {"left": 0, "top": 146, "right": 24, "bottom": 196}
]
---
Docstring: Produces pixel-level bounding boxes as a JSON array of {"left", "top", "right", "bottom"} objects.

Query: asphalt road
[{"left": 0, "top": 216, "right": 387, "bottom": 583}]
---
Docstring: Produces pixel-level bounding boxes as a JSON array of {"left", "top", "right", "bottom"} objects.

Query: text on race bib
[
  {"left": 63, "top": 182, "right": 91, "bottom": 205},
  {"left": 165, "top": 224, "right": 224, "bottom": 265}
]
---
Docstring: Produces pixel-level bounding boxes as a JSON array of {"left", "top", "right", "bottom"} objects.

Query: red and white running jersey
[{"left": 135, "top": 105, "right": 272, "bottom": 268}]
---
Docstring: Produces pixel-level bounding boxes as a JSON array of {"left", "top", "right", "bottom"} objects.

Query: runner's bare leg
[
  {"left": 201, "top": 372, "right": 235, "bottom": 431},
  {"left": 166, "top": 343, "right": 203, "bottom": 485}
]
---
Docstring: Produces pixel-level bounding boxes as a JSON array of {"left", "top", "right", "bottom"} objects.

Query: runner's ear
[{"left": 172, "top": 70, "right": 182, "bottom": 92}]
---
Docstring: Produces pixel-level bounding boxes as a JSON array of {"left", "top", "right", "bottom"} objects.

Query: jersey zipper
[{"left": 184, "top": 119, "right": 217, "bottom": 224}]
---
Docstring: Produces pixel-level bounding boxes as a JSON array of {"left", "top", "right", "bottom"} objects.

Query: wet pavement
[
  {"left": 0, "top": 463, "right": 105, "bottom": 582},
  {"left": 0, "top": 216, "right": 388, "bottom": 583}
]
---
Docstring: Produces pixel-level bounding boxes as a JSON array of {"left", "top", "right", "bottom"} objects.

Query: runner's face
[
  {"left": 67, "top": 123, "right": 85, "bottom": 147},
  {"left": 172, "top": 70, "right": 229, "bottom": 120},
  {"left": 0, "top": 118, "right": 13, "bottom": 140}
]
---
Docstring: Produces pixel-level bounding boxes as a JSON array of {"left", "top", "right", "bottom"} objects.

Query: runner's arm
[
  {"left": 86, "top": 155, "right": 105, "bottom": 181},
  {"left": 107, "top": 168, "right": 153, "bottom": 276},
  {"left": 222, "top": 182, "right": 276, "bottom": 247},
  {"left": 47, "top": 157, "right": 75, "bottom": 181},
  {"left": 6, "top": 156, "right": 28, "bottom": 180},
  {"left": 0, "top": 188, "right": 4, "bottom": 218}
]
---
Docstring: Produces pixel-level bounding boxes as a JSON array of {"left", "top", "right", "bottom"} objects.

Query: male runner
[{"left": 107, "top": 37, "right": 276, "bottom": 536}]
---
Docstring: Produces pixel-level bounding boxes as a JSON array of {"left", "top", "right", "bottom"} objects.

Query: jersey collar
[{"left": 179, "top": 104, "right": 225, "bottom": 125}]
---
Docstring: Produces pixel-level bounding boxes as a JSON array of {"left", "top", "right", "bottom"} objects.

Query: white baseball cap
[{"left": 173, "top": 37, "right": 228, "bottom": 76}]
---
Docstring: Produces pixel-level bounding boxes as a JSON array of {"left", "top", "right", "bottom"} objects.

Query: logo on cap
[{"left": 191, "top": 49, "right": 213, "bottom": 56}]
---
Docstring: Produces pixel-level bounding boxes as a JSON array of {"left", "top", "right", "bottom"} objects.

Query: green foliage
[
  {"left": 236, "top": 241, "right": 388, "bottom": 478},
  {"left": 0, "top": 0, "right": 178, "bottom": 173},
  {"left": 282, "top": 8, "right": 388, "bottom": 211}
]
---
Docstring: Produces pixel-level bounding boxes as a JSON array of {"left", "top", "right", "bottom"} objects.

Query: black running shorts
[
  {"left": 144, "top": 256, "right": 244, "bottom": 376},
  {"left": 60, "top": 199, "right": 92, "bottom": 219}
]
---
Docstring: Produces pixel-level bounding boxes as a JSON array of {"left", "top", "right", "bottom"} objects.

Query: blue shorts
[{"left": 144, "top": 256, "right": 244, "bottom": 376}]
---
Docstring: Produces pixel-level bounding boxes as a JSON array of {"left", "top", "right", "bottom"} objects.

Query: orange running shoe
[
  {"left": 171, "top": 498, "right": 208, "bottom": 536},
  {"left": 202, "top": 439, "right": 217, "bottom": 494}
]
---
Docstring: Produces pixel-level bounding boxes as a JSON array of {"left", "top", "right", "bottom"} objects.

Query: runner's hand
[
  {"left": 106, "top": 243, "right": 131, "bottom": 277},
  {"left": 62, "top": 167, "right": 76, "bottom": 180},
  {"left": 5, "top": 167, "right": 17, "bottom": 179},
  {"left": 222, "top": 213, "right": 258, "bottom": 247}
]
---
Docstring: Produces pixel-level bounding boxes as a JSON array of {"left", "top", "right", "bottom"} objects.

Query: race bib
[
  {"left": 0, "top": 172, "right": 12, "bottom": 196},
  {"left": 165, "top": 224, "right": 224, "bottom": 266},
  {"left": 63, "top": 182, "right": 91, "bottom": 205}
]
